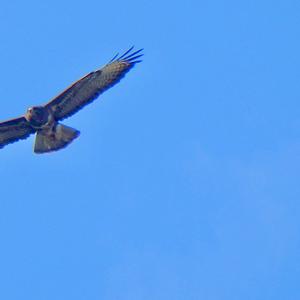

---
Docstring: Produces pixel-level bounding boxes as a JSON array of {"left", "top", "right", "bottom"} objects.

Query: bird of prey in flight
[{"left": 0, "top": 47, "right": 143, "bottom": 153}]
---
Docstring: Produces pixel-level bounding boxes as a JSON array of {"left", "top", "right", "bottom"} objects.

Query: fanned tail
[{"left": 34, "top": 124, "right": 80, "bottom": 154}]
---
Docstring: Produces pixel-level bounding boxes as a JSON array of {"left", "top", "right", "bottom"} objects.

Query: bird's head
[
  {"left": 25, "top": 106, "right": 49, "bottom": 127},
  {"left": 27, "top": 106, "right": 42, "bottom": 114}
]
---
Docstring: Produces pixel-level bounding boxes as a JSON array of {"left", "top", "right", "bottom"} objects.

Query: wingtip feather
[{"left": 109, "top": 46, "right": 144, "bottom": 64}]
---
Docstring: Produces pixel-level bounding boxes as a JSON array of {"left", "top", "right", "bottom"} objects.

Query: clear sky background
[{"left": 0, "top": 0, "right": 300, "bottom": 299}]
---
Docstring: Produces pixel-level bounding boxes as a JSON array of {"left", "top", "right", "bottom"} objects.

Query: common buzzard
[{"left": 0, "top": 47, "right": 143, "bottom": 153}]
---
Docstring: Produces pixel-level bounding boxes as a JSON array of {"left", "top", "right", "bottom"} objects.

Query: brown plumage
[{"left": 0, "top": 47, "right": 143, "bottom": 153}]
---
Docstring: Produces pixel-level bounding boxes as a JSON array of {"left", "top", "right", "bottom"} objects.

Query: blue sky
[{"left": 0, "top": 0, "right": 300, "bottom": 299}]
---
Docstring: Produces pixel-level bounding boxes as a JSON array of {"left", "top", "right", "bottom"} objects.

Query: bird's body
[
  {"left": 25, "top": 106, "right": 51, "bottom": 128},
  {"left": 24, "top": 106, "right": 79, "bottom": 153},
  {"left": 0, "top": 47, "right": 143, "bottom": 153}
]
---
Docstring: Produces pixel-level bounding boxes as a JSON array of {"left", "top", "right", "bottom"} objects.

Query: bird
[{"left": 0, "top": 46, "right": 143, "bottom": 154}]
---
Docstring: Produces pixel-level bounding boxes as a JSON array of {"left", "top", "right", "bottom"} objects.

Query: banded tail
[{"left": 34, "top": 124, "right": 80, "bottom": 154}]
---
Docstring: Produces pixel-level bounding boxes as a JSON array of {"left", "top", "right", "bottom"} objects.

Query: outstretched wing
[
  {"left": 45, "top": 47, "right": 143, "bottom": 121},
  {"left": 0, "top": 116, "right": 35, "bottom": 149}
]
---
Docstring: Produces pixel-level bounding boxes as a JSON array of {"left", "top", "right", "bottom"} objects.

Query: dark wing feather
[
  {"left": 0, "top": 116, "right": 35, "bottom": 149},
  {"left": 46, "top": 47, "right": 143, "bottom": 121}
]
